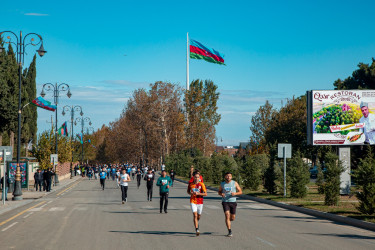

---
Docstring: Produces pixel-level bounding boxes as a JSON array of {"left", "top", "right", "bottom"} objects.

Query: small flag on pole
[
  {"left": 30, "top": 96, "right": 57, "bottom": 111},
  {"left": 76, "top": 133, "right": 83, "bottom": 144},
  {"left": 58, "top": 122, "right": 68, "bottom": 136},
  {"left": 190, "top": 39, "right": 225, "bottom": 65}
]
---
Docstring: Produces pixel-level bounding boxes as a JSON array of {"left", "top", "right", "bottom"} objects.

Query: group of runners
[
  {"left": 187, "top": 168, "right": 242, "bottom": 237},
  {"left": 85, "top": 163, "right": 242, "bottom": 237}
]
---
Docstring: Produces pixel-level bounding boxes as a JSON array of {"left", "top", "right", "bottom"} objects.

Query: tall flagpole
[{"left": 187, "top": 32, "right": 189, "bottom": 91}]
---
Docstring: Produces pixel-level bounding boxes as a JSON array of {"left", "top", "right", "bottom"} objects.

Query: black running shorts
[{"left": 222, "top": 202, "right": 237, "bottom": 215}]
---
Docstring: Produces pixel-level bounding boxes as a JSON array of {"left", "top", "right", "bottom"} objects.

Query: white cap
[{"left": 360, "top": 101, "right": 368, "bottom": 108}]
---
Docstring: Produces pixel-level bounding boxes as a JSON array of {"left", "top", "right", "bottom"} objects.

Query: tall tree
[
  {"left": 265, "top": 96, "right": 308, "bottom": 155},
  {"left": 334, "top": 58, "right": 375, "bottom": 90},
  {"left": 185, "top": 79, "right": 221, "bottom": 156},
  {"left": 149, "top": 81, "right": 185, "bottom": 161},
  {"left": 2, "top": 45, "right": 19, "bottom": 152},
  {"left": 249, "top": 100, "right": 276, "bottom": 154}
]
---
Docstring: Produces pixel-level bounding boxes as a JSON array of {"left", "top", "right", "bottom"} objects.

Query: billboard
[
  {"left": 307, "top": 90, "right": 375, "bottom": 145},
  {"left": 7, "top": 162, "right": 28, "bottom": 188}
]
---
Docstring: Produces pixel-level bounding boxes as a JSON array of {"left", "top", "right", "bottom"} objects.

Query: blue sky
[{"left": 2, "top": 0, "right": 375, "bottom": 145}]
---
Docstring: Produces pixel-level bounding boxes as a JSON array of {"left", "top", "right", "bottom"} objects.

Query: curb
[
  {"left": 174, "top": 177, "right": 375, "bottom": 232},
  {"left": 0, "top": 176, "right": 81, "bottom": 216}
]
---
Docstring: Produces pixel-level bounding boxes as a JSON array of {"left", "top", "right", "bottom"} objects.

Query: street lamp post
[
  {"left": 0, "top": 31, "right": 46, "bottom": 201},
  {"left": 41, "top": 83, "right": 72, "bottom": 186},
  {"left": 75, "top": 117, "right": 91, "bottom": 165},
  {"left": 62, "top": 105, "right": 83, "bottom": 178}
]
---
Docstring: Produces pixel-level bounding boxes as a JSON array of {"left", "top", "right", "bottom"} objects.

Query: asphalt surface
[{"left": 0, "top": 176, "right": 375, "bottom": 250}]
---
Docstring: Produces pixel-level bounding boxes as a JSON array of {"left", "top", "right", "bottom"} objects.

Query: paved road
[{"left": 0, "top": 176, "right": 374, "bottom": 250}]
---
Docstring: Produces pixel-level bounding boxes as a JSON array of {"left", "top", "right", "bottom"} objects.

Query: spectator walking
[{"left": 34, "top": 169, "right": 44, "bottom": 192}]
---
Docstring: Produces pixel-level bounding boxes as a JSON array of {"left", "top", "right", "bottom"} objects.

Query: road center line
[
  {"left": 1, "top": 222, "right": 18, "bottom": 232},
  {"left": 23, "top": 212, "right": 34, "bottom": 219},
  {"left": 56, "top": 181, "right": 80, "bottom": 196},
  {"left": 256, "top": 237, "right": 276, "bottom": 247},
  {"left": 0, "top": 201, "right": 46, "bottom": 227}
]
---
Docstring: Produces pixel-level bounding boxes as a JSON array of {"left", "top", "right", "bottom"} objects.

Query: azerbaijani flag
[
  {"left": 190, "top": 39, "right": 225, "bottom": 65},
  {"left": 58, "top": 122, "right": 68, "bottom": 136},
  {"left": 30, "top": 96, "right": 56, "bottom": 111},
  {"left": 76, "top": 133, "right": 83, "bottom": 144}
]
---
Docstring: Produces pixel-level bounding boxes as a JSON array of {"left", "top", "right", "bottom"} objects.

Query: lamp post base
[{"left": 12, "top": 181, "right": 23, "bottom": 201}]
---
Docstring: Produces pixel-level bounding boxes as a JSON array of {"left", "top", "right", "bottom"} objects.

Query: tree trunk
[
  {"left": 10, "top": 131, "right": 15, "bottom": 155},
  {"left": 0, "top": 134, "right": 2, "bottom": 146}
]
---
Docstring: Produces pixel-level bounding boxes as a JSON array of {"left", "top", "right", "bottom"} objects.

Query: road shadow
[
  {"left": 167, "top": 196, "right": 221, "bottom": 201},
  {"left": 106, "top": 211, "right": 157, "bottom": 214},
  {"left": 302, "top": 233, "right": 375, "bottom": 240},
  {"left": 166, "top": 196, "right": 190, "bottom": 200},
  {"left": 267, "top": 215, "right": 329, "bottom": 223},
  {"left": 75, "top": 202, "right": 120, "bottom": 205},
  {"left": 237, "top": 207, "right": 278, "bottom": 211},
  {"left": 109, "top": 230, "right": 214, "bottom": 237}
]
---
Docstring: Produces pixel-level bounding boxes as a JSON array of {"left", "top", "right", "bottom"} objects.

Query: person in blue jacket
[
  {"left": 156, "top": 170, "right": 173, "bottom": 213},
  {"left": 99, "top": 168, "right": 107, "bottom": 190}
]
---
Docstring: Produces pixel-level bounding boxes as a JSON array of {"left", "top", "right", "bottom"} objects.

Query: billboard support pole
[
  {"left": 283, "top": 147, "right": 287, "bottom": 197},
  {"left": 338, "top": 147, "right": 351, "bottom": 195}
]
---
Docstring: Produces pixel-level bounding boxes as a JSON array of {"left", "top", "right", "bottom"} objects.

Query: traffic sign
[
  {"left": 0, "top": 146, "right": 13, "bottom": 161},
  {"left": 50, "top": 154, "right": 58, "bottom": 166},
  {"left": 278, "top": 144, "right": 292, "bottom": 158}
]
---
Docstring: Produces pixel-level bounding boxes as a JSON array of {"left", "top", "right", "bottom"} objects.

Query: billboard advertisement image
[{"left": 309, "top": 90, "right": 375, "bottom": 145}]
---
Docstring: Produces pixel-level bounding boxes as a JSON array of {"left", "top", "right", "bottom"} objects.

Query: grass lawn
[
  {"left": 176, "top": 175, "right": 375, "bottom": 224},
  {"left": 243, "top": 182, "right": 375, "bottom": 224}
]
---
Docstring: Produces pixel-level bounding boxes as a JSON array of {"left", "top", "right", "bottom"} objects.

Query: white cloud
[
  {"left": 98, "top": 80, "right": 149, "bottom": 88},
  {"left": 24, "top": 13, "right": 49, "bottom": 16}
]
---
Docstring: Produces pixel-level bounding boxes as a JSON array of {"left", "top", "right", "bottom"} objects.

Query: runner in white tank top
[{"left": 118, "top": 169, "right": 130, "bottom": 204}]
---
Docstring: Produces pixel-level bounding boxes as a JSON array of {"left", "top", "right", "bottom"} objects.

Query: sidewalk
[{"left": 0, "top": 175, "right": 81, "bottom": 216}]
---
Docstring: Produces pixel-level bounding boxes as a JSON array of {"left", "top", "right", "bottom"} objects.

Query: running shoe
[
  {"left": 196, "top": 229, "right": 200, "bottom": 236},
  {"left": 227, "top": 232, "right": 233, "bottom": 237}
]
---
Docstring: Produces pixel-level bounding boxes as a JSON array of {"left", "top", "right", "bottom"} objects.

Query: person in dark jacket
[
  {"left": 43, "top": 168, "right": 54, "bottom": 192},
  {"left": 1, "top": 173, "right": 10, "bottom": 201},
  {"left": 34, "top": 169, "right": 44, "bottom": 192},
  {"left": 144, "top": 169, "right": 155, "bottom": 201},
  {"left": 170, "top": 170, "right": 175, "bottom": 186}
]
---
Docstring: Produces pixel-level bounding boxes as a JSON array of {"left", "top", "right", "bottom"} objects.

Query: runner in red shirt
[
  {"left": 187, "top": 172, "right": 207, "bottom": 236},
  {"left": 188, "top": 169, "right": 203, "bottom": 184}
]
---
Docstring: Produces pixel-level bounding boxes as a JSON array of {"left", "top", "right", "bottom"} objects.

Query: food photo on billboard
[{"left": 309, "top": 90, "right": 375, "bottom": 145}]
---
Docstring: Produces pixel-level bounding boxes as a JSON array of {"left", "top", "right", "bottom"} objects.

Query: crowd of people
[{"left": 32, "top": 168, "right": 56, "bottom": 193}]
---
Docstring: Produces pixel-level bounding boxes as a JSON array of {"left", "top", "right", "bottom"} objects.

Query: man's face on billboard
[{"left": 361, "top": 106, "right": 370, "bottom": 118}]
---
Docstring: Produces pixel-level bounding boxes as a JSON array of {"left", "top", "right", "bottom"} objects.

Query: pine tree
[
  {"left": 21, "top": 55, "right": 37, "bottom": 150},
  {"left": 0, "top": 39, "right": 9, "bottom": 145},
  {"left": 354, "top": 146, "right": 375, "bottom": 215},
  {"left": 241, "top": 156, "right": 262, "bottom": 191},
  {"left": 324, "top": 152, "right": 344, "bottom": 206},
  {"left": 4, "top": 45, "right": 19, "bottom": 152},
  {"left": 316, "top": 164, "right": 325, "bottom": 194},
  {"left": 288, "top": 151, "right": 310, "bottom": 198},
  {"left": 264, "top": 143, "right": 277, "bottom": 194}
]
